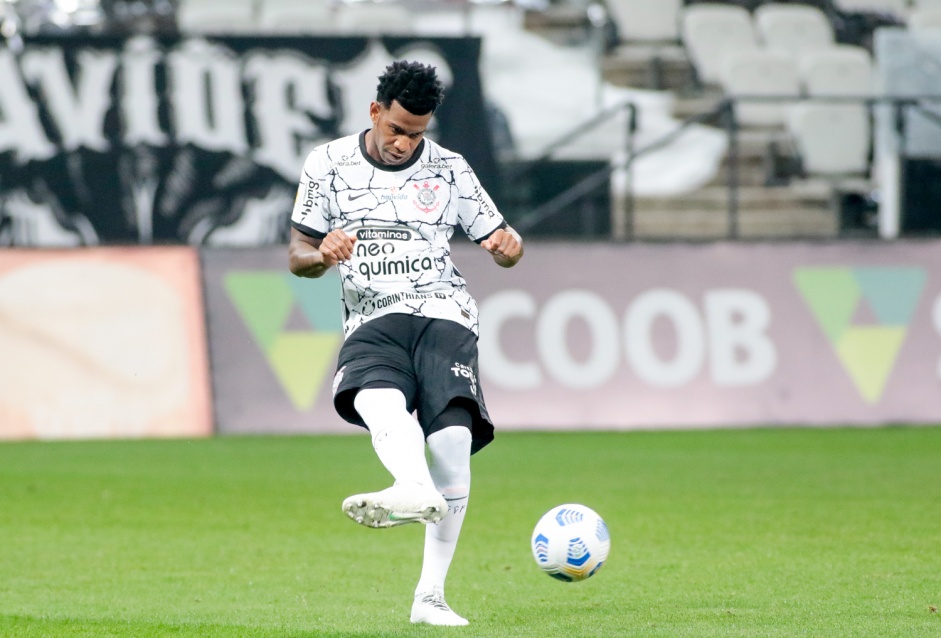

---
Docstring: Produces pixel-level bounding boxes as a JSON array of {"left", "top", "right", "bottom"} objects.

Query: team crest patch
[{"left": 413, "top": 181, "right": 440, "bottom": 214}]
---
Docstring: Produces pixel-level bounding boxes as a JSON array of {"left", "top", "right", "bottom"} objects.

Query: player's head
[
  {"left": 367, "top": 61, "right": 444, "bottom": 166},
  {"left": 375, "top": 60, "right": 445, "bottom": 116}
]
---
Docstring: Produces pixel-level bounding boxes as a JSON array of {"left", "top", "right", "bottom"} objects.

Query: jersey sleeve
[
  {"left": 454, "top": 159, "right": 506, "bottom": 243},
  {"left": 290, "top": 147, "right": 331, "bottom": 239}
]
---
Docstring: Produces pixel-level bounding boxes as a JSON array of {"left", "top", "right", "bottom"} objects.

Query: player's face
[{"left": 366, "top": 100, "right": 432, "bottom": 166}]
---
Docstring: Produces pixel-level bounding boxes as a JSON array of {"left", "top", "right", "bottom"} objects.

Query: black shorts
[{"left": 333, "top": 314, "right": 494, "bottom": 454}]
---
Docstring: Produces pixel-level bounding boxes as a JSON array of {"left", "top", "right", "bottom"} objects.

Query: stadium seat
[
  {"left": 176, "top": 0, "right": 256, "bottom": 33},
  {"left": 334, "top": 2, "right": 413, "bottom": 34},
  {"left": 908, "top": 7, "right": 941, "bottom": 29},
  {"left": 606, "top": 0, "right": 683, "bottom": 42},
  {"left": 800, "top": 45, "right": 873, "bottom": 96},
  {"left": 754, "top": 4, "right": 835, "bottom": 54},
  {"left": 787, "top": 103, "right": 870, "bottom": 175},
  {"left": 681, "top": 3, "right": 759, "bottom": 85},
  {"left": 790, "top": 45, "right": 872, "bottom": 179},
  {"left": 258, "top": 0, "right": 337, "bottom": 33},
  {"left": 720, "top": 49, "right": 801, "bottom": 127}
]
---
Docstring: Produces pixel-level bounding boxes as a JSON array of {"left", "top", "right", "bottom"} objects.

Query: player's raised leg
[
  {"left": 342, "top": 388, "right": 446, "bottom": 528},
  {"left": 411, "top": 422, "right": 472, "bottom": 626}
]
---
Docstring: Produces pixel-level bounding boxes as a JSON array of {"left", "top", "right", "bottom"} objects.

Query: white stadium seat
[
  {"left": 908, "top": 7, "right": 941, "bottom": 30},
  {"left": 792, "top": 46, "right": 872, "bottom": 179},
  {"left": 754, "top": 4, "right": 835, "bottom": 54},
  {"left": 800, "top": 45, "right": 873, "bottom": 96},
  {"left": 720, "top": 49, "right": 801, "bottom": 127},
  {"left": 176, "top": 0, "right": 256, "bottom": 33},
  {"left": 259, "top": 0, "right": 337, "bottom": 34},
  {"left": 682, "top": 4, "right": 758, "bottom": 85},
  {"left": 606, "top": 0, "right": 682, "bottom": 42},
  {"left": 787, "top": 104, "right": 870, "bottom": 175}
]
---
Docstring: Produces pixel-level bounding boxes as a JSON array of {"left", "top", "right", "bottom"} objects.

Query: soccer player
[{"left": 287, "top": 60, "right": 523, "bottom": 626}]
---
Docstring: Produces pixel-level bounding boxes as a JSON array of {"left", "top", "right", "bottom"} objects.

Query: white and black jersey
[{"left": 291, "top": 131, "right": 506, "bottom": 338}]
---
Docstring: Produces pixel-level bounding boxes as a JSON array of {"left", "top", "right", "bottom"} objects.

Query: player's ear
[{"left": 369, "top": 102, "right": 381, "bottom": 125}]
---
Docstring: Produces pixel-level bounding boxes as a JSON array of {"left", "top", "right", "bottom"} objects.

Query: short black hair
[{"left": 375, "top": 60, "right": 444, "bottom": 116}]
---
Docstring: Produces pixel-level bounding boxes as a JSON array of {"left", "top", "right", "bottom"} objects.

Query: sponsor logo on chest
[
  {"left": 381, "top": 186, "right": 409, "bottom": 202},
  {"left": 352, "top": 227, "right": 434, "bottom": 281}
]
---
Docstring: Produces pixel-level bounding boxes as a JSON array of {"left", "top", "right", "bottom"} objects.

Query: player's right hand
[{"left": 319, "top": 229, "right": 357, "bottom": 267}]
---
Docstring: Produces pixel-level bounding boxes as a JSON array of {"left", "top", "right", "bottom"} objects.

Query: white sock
[
  {"left": 416, "top": 426, "right": 472, "bottom": 596},
  {"left": 353, "top": 388, "right": 434, "bottom": 487}
]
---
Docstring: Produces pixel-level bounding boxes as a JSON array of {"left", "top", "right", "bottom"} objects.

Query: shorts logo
[
  {"left": 413, "top": 181, "right": 440, "bottom": 214},
  {"left": 451, "top": 362, "right": 477, "bottom": 396}
]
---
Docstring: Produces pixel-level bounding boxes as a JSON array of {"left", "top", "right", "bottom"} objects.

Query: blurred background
[{"left": 1, "top": 0, "right": 940, "bottom": 439}]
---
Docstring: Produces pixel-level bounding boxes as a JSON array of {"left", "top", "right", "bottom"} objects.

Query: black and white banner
[{"left": 0, "top": 34, "right": 495, "bottom": 246}]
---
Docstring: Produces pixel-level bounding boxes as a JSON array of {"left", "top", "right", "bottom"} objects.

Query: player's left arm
[
  {"left": 480, "top": 225, "right": 523, "bottom": 268},
  {"left": 454, "top": 160, "right": 523, "bottom": 268}
]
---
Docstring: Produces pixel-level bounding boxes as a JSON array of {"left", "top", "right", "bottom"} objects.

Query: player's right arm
[
  {"left": 288, "top": 147, "right": 356, "bottom": 278},
  {"left": 289, "top": 227, "right": 356, "bottom": 278}
]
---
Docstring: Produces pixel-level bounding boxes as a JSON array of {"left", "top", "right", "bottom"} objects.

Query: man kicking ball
[{"left": 288, "top": 60, "right": 523, "bottom": 626}]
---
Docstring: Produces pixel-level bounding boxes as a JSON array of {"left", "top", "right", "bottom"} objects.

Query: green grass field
[{"left": 1, "top": 427, "right": 940, "bottom": 637}]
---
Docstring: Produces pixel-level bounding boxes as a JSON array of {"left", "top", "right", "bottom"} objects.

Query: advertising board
[
  {"left": 0, "top": 247, "right": 212, "bottom": 439},
  {"left": 203, "top": 240, "right": 941, "bottom": 433}
]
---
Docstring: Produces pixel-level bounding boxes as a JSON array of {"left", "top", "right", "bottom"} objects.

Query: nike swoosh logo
[{"left": 347, "top": 192, "right": 369, "bottom": 201}]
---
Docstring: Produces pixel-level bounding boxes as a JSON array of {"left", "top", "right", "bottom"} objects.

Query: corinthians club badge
[{"left": 413, "top": 181, "right": 440, "bottom": 214}]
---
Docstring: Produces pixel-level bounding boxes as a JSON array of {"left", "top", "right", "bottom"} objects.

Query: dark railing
[
  {"left": 505, "top": 93, "right": 941, "bottom": 241},
  {"left": 495, "top": 100, "right": 637, "bottom": 238},
  {"left": 721, "top": 94, "right": 941, "bottom": 239},
  {"left": 506, "top": 99, "right": 727, "bottom": 238}
]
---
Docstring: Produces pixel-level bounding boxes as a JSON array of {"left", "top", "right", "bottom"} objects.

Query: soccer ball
[{"left": 531, "top": 503, "right": 610, "bottom": 582}]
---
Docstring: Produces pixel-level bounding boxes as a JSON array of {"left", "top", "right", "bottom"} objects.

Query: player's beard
[{"left": 381, "top": 146, "right": 410, "bottom": 165}]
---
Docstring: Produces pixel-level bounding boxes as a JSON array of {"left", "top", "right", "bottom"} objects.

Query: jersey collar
[{"left": 359, "top": 129, "right": 426, "bottom": 172}]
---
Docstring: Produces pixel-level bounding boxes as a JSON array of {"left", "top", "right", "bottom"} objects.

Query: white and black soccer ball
[{"left": 531, "top": 503, "right": 610, "bottom": 582}]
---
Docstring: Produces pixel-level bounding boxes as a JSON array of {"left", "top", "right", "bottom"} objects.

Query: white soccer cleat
[
  {"left": 410, "top": 587, "right": 469, "bottom": 626},
  {"left": 341, "top": 482, "right": 447, "bottom": 528}
]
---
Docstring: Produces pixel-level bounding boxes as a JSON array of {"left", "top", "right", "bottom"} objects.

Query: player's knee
[
  {"left": 435, "top": 423, "right": 471, "bottom": 442},
  {"left": 353, "top": 387, "right": 407, "bottom": 421},
  {"left": 428, "top": 426, "right": 471, "bottom": 490},
  {"left": 429, "top": 425, "right": 472, "bottom": 457}
]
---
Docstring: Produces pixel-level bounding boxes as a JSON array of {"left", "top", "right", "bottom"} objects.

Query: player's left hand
[{"left": 481, "top": 227, "right": 523, "bottom": 267}]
